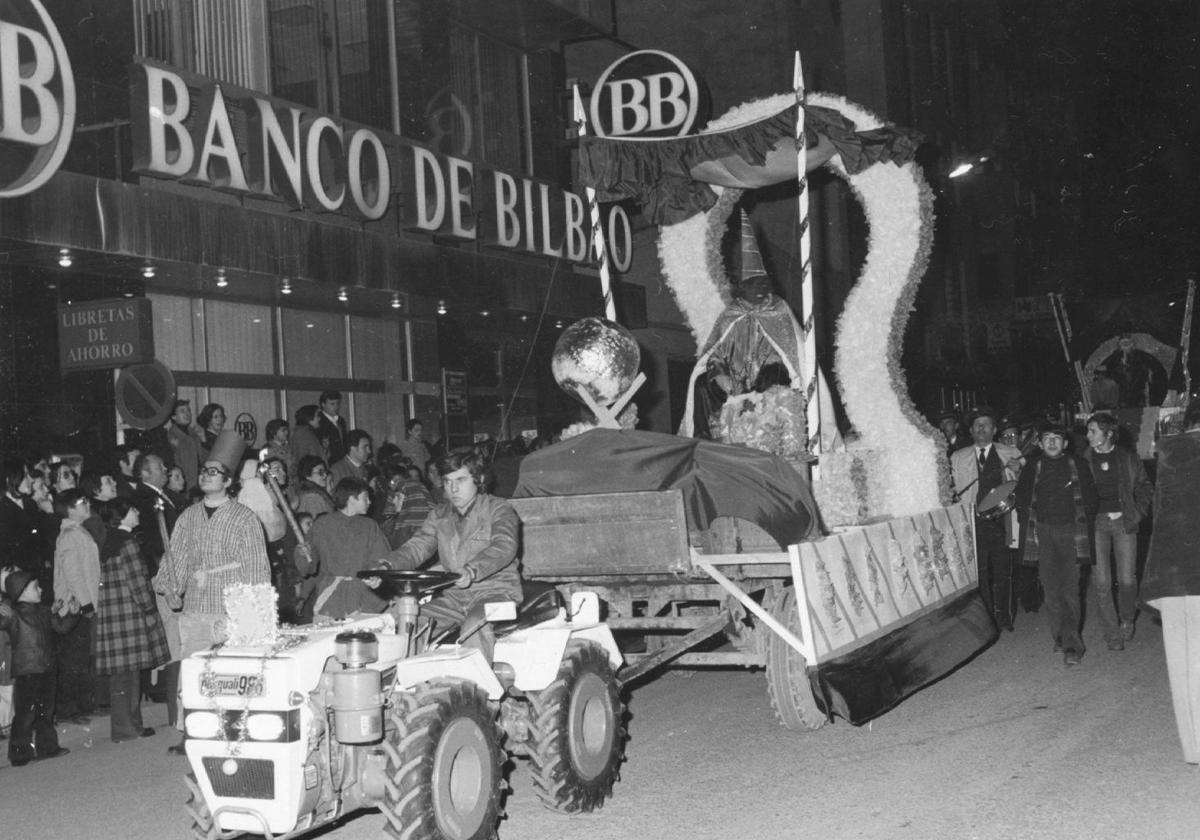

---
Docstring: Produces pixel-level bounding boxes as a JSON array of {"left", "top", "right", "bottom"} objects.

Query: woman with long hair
[
  {"left": 94, "top": 498, "right": 170, "bottom": 742},
  {"left": 195, "top": 403, "right": 226, "bottom": 461}
]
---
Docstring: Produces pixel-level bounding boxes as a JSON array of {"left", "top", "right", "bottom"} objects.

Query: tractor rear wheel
[
  {"left": 525, "top": 640, "right": 625, "bottom": 813},
  {"left": 765, "top": 587, "right": 828, "bottom": 730},
  {"left": 381, "top": 680, "right": 504, "bottom": 840}
]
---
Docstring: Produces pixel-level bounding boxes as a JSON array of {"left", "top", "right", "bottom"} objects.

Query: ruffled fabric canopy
[{"left": 577, "top": 103, "right": 922, "bottom": 225}]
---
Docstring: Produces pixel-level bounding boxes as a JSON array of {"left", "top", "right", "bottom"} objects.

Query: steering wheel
[{"left": 356, "top": 568, "right": 460, "bottom": 600}]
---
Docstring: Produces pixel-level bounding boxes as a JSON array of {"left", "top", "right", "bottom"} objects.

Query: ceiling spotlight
[
  {"left": 436, "top": 300, "right": 447, "bottom": 315},
  {"left": 57, "top": 248, "right": 72, "bottom": 268},
  {"left": 555, "top": 318, "right": 564, "bottom": 329},
  {"left": 479, "top": 309, "right": 490, "bottom": 317},
  {"left": 519, "top": 314, "right": 529, "bottom": 322},
  {"left": 122, "top": 290, "right": 135, "bottom": 298},
  {"left": 280, "top": 278, "right": 292, "bottom": 295},
  {"left": 390, "top": 292, "right": 402, "bottom": 310},
  {"left": 337, "top": 287, "right": 349, "bottom": 303},
  {"left": 215, "top": 268, "right": 228, "bottom": 288},
  {"left": 142, "top": 262, "right": 156, "bottom": 279}
]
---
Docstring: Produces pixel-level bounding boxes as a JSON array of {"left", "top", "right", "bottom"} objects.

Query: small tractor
[{"left": 179, "top": 570, "right": 625, "bottom": 839}]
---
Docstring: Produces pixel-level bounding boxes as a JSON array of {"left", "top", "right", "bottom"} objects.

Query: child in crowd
[{"left": 0, "top": 570, "right": 79, "bottom": 766}]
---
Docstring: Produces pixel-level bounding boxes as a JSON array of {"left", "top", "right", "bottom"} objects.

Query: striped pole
[
  {"left": 795, "top": 51, "right": 820, "bottom": 461},
  {"left": 573, "top": 86, "right": 617, "bottom": 322},
  {"left": 1181, "top": 277, "right": 1195, "bottom": 398}
]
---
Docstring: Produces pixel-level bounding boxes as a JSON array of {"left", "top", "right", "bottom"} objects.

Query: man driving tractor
[{"left": 370, "top": 447, "right": 523, "bottom": 660}]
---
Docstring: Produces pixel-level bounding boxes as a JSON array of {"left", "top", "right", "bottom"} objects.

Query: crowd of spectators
[{"left": 0, "top": 389, "right": 547, "bottom": 763}]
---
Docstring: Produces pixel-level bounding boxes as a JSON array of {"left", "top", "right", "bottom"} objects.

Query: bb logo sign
[
  {"left": 590, "top": 50, "right": 701, "bottom": 138},
  {"left": 0, "top": 0, "right": 75, "bottom": 197}
]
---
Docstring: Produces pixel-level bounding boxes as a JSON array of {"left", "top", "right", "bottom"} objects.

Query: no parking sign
[{"left": 114, "top": 360, "right": 175, "bottom": 430}]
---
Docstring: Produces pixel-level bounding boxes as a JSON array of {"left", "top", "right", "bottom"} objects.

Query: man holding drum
[{"left": 951, "top": 406, "right": 1025, "bottom": 631}]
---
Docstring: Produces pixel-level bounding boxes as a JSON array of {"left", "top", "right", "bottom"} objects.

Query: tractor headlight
[
  {"left": 185, "top": 711, "right": 221, "bottom": 739},
  {"left": 245, "top": 713, "right": 286, "bottom": 741}
]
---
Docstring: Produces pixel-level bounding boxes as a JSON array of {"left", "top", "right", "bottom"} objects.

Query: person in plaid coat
[{"left": 95, "top": 498, "right": 170, "bottom": 742}]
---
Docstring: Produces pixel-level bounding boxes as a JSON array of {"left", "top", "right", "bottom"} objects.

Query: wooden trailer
[{"left": 510, "top": 491, "right": 996, "bottom": 729}]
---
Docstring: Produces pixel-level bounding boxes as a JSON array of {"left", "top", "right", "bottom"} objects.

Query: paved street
[{"left": 2, "top": 608, "right": 1198, "bottom": 840}]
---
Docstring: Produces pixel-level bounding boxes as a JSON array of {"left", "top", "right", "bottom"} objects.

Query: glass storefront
[{"left": 148, "top": 292, "right": 410, "bottom": 448}]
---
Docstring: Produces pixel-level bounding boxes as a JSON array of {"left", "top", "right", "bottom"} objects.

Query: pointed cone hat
[
  {"left": 208, "top": 428, "right": 248, "bottom": 475},
  {"left": 740, "top": 210, "right": 767, "bottom": 281}
]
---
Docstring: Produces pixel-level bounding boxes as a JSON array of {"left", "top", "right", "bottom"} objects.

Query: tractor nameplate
[{"left": 202, "top": 673, "right": 264, "bottom": 698}]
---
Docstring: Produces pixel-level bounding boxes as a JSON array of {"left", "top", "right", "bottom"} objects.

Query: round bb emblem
[
  {"left": 234, "top": 412, "right": 258, "bottom": 446},
  {"left": 589, "top": 50, "right": 705, "bottom": 139},
  {"left": 0, "top": 0, "right": 76, "bottom": 197}
]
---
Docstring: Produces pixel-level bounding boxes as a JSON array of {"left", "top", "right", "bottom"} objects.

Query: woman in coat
[{"left": 95, "top": 498, "right": 171, "bottom": 742}]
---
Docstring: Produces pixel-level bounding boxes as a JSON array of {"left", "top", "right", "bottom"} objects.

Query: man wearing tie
[{"left": 951, "top": 406, "right": 1024, "bottom": 631}]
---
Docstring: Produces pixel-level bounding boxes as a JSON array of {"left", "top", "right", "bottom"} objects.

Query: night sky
[{"left": 1014, "top": 1, "right": 1199, "bottom": 295}]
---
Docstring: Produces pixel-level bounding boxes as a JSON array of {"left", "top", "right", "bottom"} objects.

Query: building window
[
  {"left": 135, "top": 1, "right": 539, "bottom": 175},
  {"left": 447, "top": 25, "right": 529, "bottom": 171},
  {"left": 266, "top": 0, "right": 392, "bottom": 127},
  {"left": 147, "top": 292, "right": 409, "bottom": 447},
  {"left": 134, "top": 0, "right": 268, "bottom": 89}
]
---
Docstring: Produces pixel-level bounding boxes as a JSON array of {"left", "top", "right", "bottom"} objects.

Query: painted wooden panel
[{"left": 797, "top": 502, "right": 978, "bottom": 661}]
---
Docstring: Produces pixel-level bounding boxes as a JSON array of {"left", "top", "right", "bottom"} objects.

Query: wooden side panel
[
  {"left": 511, "top": 490, "right": 692, "bottom": 578},
  {"left": 797, "top": 501, "right": 978, "bottom": 661}
]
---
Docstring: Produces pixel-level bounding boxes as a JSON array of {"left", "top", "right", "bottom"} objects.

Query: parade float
[{"left": 509, "top": 56, "right": 995, "bottom": 730}]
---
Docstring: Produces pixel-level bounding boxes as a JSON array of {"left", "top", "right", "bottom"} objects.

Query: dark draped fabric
[
  {"left": 1142, "top": 430, "right": 1200, "bottom": 606},
  {"left": 513, "top": 429, "right": 819, "bottom": 547},
  {"left": 577, "top": 103, "right": 923, "bottom": 225},
  {"left": 810, "top": 590, "right": 997, "bottom": 724}
]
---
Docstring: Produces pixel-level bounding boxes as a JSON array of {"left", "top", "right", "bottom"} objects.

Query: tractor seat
[{"left": 494, "top": 581, "right": 565, "bottom": 637}]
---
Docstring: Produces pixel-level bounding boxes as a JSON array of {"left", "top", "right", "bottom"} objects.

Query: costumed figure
[{"left": 680, "top": 212, "right": 838, "bottom": 458}]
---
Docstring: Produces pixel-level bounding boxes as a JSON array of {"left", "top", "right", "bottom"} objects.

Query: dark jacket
[
  {"left": 0, "top": 495, "right": 43, "bottom": 575},
  {"left": 0, "top": 601, "right": 78, "bottom": 676},
  {"left": 132, "top": 482, "right": 180, "bottom": 569},
  {"left": 1142, "top": 430, "right": 1200, "bottom": 605},
  {"left": 1080, "top": 446, "right": 1152, "bottom": 533},
  {"left": 315, "top": 412, "right": 348, "bottom": 464},
  {"left": 1014, "top": 453, "right": 1098, "bottom": 566}
]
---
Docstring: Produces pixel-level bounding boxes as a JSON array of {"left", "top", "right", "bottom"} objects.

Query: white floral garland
[{"left": 656, "top": 92, "right": 947, "bottom": 517}]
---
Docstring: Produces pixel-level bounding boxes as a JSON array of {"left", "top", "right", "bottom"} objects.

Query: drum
[{"left": 977, "top": 479, "right": 1018, "bottom": 521}]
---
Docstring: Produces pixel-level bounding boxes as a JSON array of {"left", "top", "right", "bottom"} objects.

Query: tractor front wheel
[
  {"left": 184, "top": 771, "right": 223, "bottom": 840},
  {"left": 525, "top": 640, "right": 626, "bottom": 813},
  {"left": 380, "top": 680, "right": 504, "bottom": 840}
]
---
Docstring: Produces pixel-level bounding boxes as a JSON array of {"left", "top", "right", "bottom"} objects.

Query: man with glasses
[
  {"left": 52, "top": 488, "right": 100, "bottom": 723},
  {"left": 156, "top": 432, "right": 269, "bottom": 753}
]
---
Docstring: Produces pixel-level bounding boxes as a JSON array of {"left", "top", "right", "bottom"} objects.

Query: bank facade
[{"left": 0, "top": 0, "right": 635, "bottom": 459}]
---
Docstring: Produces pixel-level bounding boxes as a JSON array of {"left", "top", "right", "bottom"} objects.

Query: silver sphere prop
[{"left": 551, "top": 317, "right": 641, "bottom": 407}]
